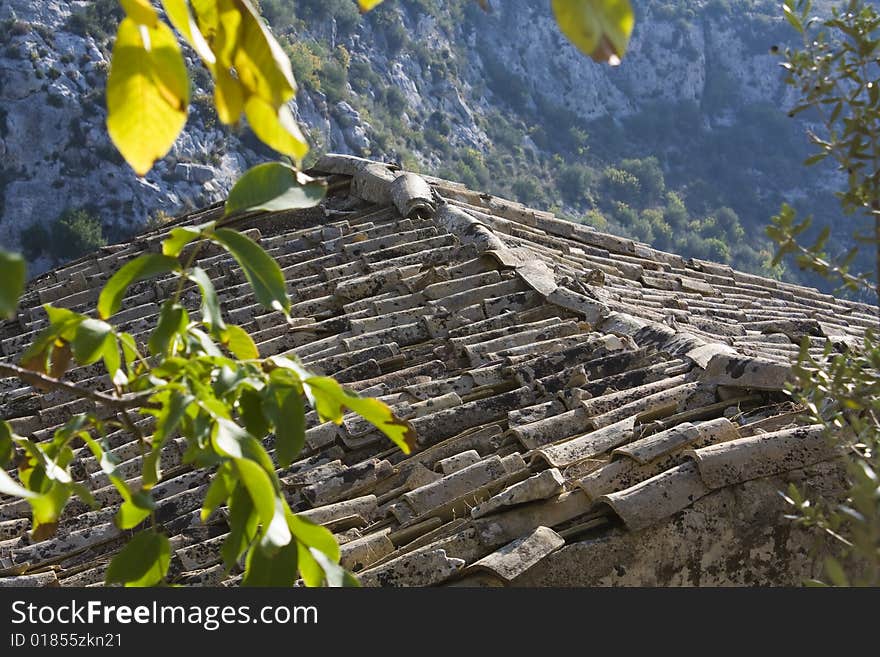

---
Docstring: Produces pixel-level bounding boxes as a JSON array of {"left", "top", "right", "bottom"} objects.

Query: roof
[{"left": 0, "top": 154, "right": 870, "bottom": 587}]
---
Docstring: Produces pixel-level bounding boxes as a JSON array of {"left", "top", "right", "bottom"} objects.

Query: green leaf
[
  {"left": 221, "top": 483, "right": 259, "bottom": 568},
  {"left": 235, "top": 458, "right": 276, "bottom": 529},
  {"left": 235, "top": 458, "right": 290, "bottom": 550},
  {"left": 71, "top": 318, "right": 113, "bottom": 366},
  {"left": 105, "top": 530, "right": 171, "bottom": 587},
  {"left": 143, "top": 390, "right": 192, "bottom": 488},
  {"left": 201, "top": 462, "right": 235, "bottom": 522},
  {"left": 288, "top": 511, "right": 339, "bottom": 587},
  {"left": 71, "top": 482, "right": 99, "bottom": 510},
  {"left": 116, "top": 490, "right": 155, "bottom": 530},
  {"left": 155, "top": 390, "right": 192, "bottom": 445},
  {"left": 305, "top": 376, "right": 416, "bottom": 454},
  {"left": 220, "top": 324, "right": 259, "bottom": 359},
  {"left": 783, "top": 2, "right": 804, "bottom": 33},
  {"left": 211, "top": 228, "right": 290, "bottom": 314},
  {"left": 288, "top": 512, "right": 339, "bottom": 563},
  {"left": 187, "top": 266, "right": 226, "bottom": 332},
  {"left": 107, "top": 17, "right": 189, "bottom": 176},
  {"left": 19, "top": 306, "right": 87, "bottom": 373},
  {"left": 28, "top": 484, "right": 71, "bottom": 540},
  {"left": 233, "top": 1, "right": 297, "bottom": 106},
  {"left": 212, "top": 418, "right": 275, "bottom": 472},
  {"left": 260, "top": 495, "right": 292, "bottom": 550},
  {"left": 118, "top": 332, "right": 141, "bottom": 373},
  {"left": 0, "top": 469, "right": 36, "bottom": 499},
  {"left": 263, "top": 383, "right": 305, "bottom": 468},
  {"left": 551, "top": 0, "right": 635, "bottom": 65},
  {"left": 212, "top": 418, "right": 252, "bottom": 459},
  {"left": 225, "top": 163, "right": 326, "bottom": 216},
  {"left": 239, "top": 388, "right": 270, "bottom": 439},
  {"left": 120, "top": 0, "right": 159, "bottom": 25},
  {"left": 243, "top": 539, "right": 299, "bottom": 587},
  {"left": 98, "top": 253, "right": 179, "bottom": 319},
  {"left": 0, "top": 420, "right": 16, "bottom": 468},
  {"left": 149, "top": 301, "right": 188, "bottom": 357},
  {"left": 824, "top": 556, "right": 850, "bottom": 587},
  {"left": 213, "top": 66, "right": 244, "bottom": 124},
  {"left": 103, "top": 336, "right": 124, "bottom": 385},
  {"left": 309, "top": 547, "right": 361, "bottom": 587},
  {"left": 188, "top": 327, "right": 223, "bottom": 358},
  {"left": 0, "top": 250, "right": 25, "bottom": 319},
  {"left": 162, "top": 222, "right": 214, "bottom": 258},
  {"left": 296, "top": 541, "right": 322, "bottom": 587}
]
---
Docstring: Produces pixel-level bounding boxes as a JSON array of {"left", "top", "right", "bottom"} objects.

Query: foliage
[
  {"left": 105, "top": 0, "right": 308, "bottom": 177},
  {"left": 781, "top": 332, "right": 880, "bottom": 586},
  {"left": 1, "top": 221, "right": 414, "bottom": 586},
  {"left": 334, "top": 3, "right": 809, "bottom": 282},
  {"left": 600, "top": 167, "right": 641, "bottom": 207},
  {"left": 771, "top": 0, "right": 879, "bottom": 298},
  {"left": 21, "top": 209, "right": 107, "bottom": 264},
  {"left": 67, "top": 0, "right": 125, "bottom": 43},
  {"left": 769, "top": 0, "right": 880, "bottom": 586},
  {"left": 0, "top": 250, "right": 25, "bottom": 319},
  {"left": 557, "top": 163, "right": 593, "bottom": 205},
  {"left": 0, "top": 0, "right": 638, "bottom": 588}
]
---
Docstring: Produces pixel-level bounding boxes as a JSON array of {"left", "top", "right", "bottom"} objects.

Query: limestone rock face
[{"left": 0, "top": 1, "right": 804, "bottom": 275}]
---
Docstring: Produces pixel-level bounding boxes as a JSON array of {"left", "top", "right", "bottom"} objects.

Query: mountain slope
[{"left": 0, "top": 0, "right": 866, "bottom": 293}]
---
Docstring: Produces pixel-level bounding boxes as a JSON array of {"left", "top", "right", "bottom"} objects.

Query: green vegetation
[
  {"left": 66, "top": 0, "right": 124, "bottom": 43},
  {"left": 266, "top": 0, "right": 858, "bottom": 289},
  {"left": 1, "top": 0, "right": 420, "bottom": 590},
  {"left": 768, "top": 0, "right": 879, "bottom": 586},
  {"left": 2, "top": 0, "right": 637, "bottom": 589},
  {"left": 20, "top": 208, "right": 107, "bottom": 264}
]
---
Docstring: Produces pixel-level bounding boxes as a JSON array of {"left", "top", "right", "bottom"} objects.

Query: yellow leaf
[
  {"left": 551, "top": 0, "right": 634, "bottom": 65},
  {"left": 214, "top": 0, "right": 243, "bottom": 66},
  {"left": 214, "top": 66, "right": 244, "bottom": 124},
  {"left": 107, "top": 18, "right": 189, "bottom": 176},
  {"left": 161, "top": 0, "right": 217, "bottom": 65},
  {"left": 244, "top": 96, "right": 309, "bottom": 163},
  {"left": 120, "top": 0, "right": 159, "bottom": 26},
  {"left": 191, "top": 0, "right": 221, "bottom": 36},
  {"left": 232, "top": 0, "right": 296, "bottom": 105},
  {"left": 358, "top": 0, "right": 385, "bottom": 11}
]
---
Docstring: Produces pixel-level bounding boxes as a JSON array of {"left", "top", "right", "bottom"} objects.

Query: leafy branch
[
  {"left": 2, "top": 222, "right": 414, "bottom": 586},
  {"left": 773, "top": 0, "right": 880, "bottom": 306},
  {"left": 771, "top": 0, "right": 880, "bottom": 586},
  {"left": 0, "top": 0, "right": 637, "bottom": 586}
]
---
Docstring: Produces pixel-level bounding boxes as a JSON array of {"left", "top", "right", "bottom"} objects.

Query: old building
[{"left": 0, "top": 155, "right": 871, "bottom": 587}]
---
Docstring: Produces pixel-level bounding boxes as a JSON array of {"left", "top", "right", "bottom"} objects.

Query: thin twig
[
  {"left": 170, "top": 242, "right": 205, "bottom": 307},
  {"left": 0, "top": 362, "right": 157, "bottom": 410},
  {"left": 117, "top": 407, "right": 158, "bottom": 530}
]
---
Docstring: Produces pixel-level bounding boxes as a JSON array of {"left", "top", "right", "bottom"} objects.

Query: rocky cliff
[{"left": 0, "top": 0, "right": 846, "bottom": 281}]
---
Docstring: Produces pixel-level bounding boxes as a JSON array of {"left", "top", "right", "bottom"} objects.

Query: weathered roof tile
[{"left": 0, "top": 155, "right": 863, "bottom": 587}]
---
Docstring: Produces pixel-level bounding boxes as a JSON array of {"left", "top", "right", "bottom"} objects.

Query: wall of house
[{"left": 514, "top": 460, "right": 847, "bottom": 586}]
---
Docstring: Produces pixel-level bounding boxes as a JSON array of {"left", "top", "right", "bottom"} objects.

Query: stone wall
[{"left": 515, "top": 460, "right": 846, "bottom": 586}]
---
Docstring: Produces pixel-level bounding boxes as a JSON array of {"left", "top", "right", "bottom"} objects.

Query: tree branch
[{"left": 0, "top": 362, "right": 156, "bottom": 410}]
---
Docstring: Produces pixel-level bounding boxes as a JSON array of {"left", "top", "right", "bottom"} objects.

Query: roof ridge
[
  {"left": 313, "top": 154, "right": 875, "bottom": 317},
  {"left": 312, "top": 155, "right": 803, "bottom": 393}
]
